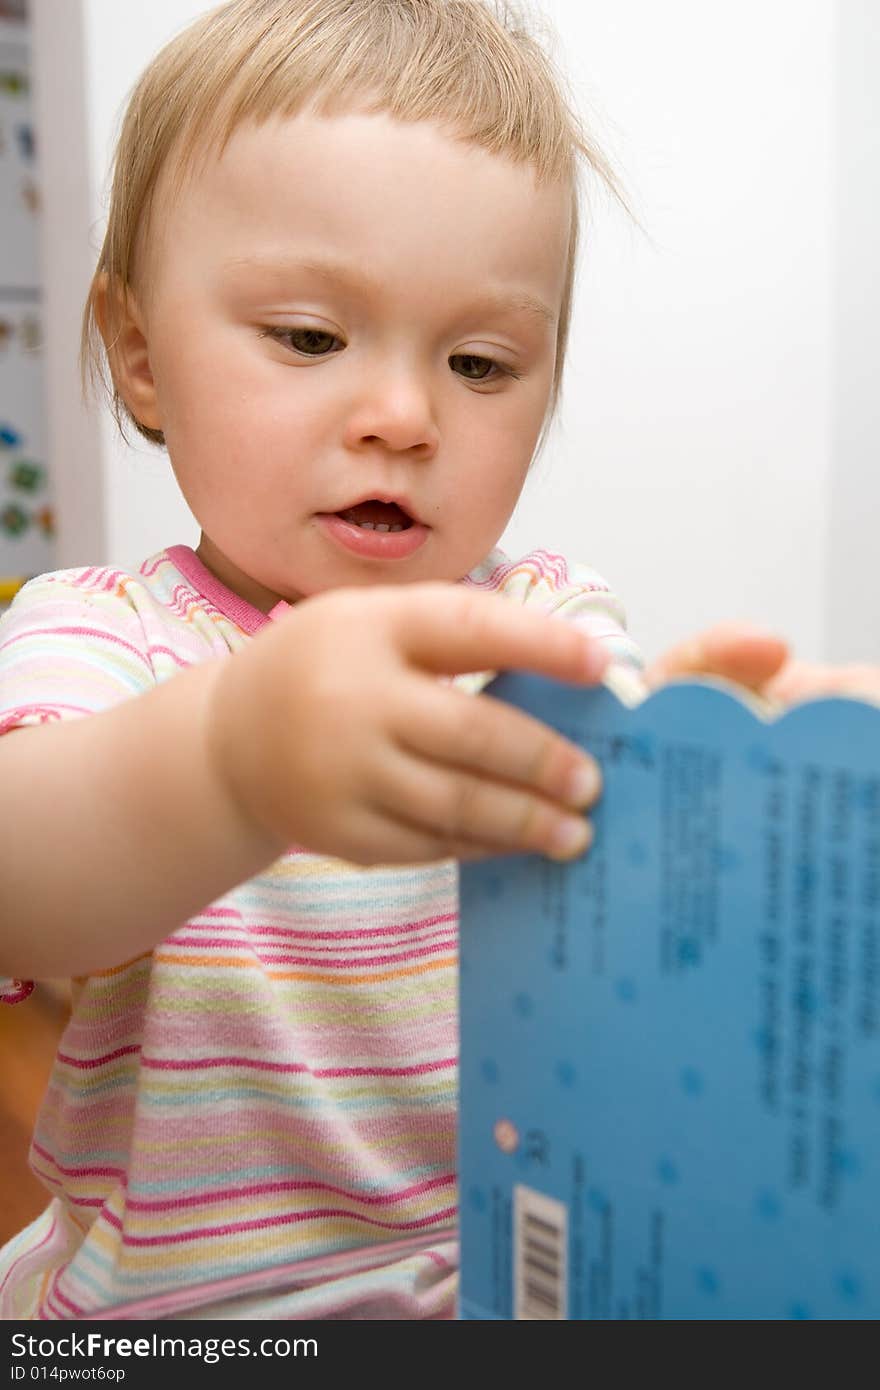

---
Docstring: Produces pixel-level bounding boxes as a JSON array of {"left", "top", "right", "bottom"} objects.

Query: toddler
[{"left": 0, "top": 0, "right": 769, "bottom": 1320}]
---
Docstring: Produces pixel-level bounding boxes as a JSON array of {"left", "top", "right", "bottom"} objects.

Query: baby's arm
[
  {"left": 0, "top": 655, "right": 278, "bottom": 981},
  {"left": 0, "top": 583, "right": 607, "bottom": 981}
]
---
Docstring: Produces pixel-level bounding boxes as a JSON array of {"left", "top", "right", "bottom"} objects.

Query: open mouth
[
  {"left": 336, "top": 501, "right": 414, "bottom": 533},
  {"left": 319, "top": 497, "right": 428, "bottom": 560}
]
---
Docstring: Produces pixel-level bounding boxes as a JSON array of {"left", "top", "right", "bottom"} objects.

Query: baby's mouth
[{"left": 335, "top": 501, "right": 414, "bottom": 533}]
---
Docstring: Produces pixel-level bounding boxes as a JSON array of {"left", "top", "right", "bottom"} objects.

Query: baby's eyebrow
[
  {"left": 471, "top": 289, "right": 557, "bottom": 328},
  {"left": 221, "top": 253, "right": 556, "bottom": 327}
]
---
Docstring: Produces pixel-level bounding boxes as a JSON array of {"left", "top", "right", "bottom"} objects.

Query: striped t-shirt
[{"left": 0, "top": 544, "right": 641, "bottom": 1320}]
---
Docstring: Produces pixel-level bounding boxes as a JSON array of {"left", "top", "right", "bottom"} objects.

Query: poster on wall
[{"left": 0, "top": 11, "right": 53, "bottom": 608}]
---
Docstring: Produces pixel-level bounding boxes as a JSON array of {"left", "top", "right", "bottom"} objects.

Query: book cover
[{"left": 458, "top": 670, "right": 880, "bottom": 1319}]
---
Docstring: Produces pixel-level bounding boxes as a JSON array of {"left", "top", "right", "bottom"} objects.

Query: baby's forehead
[
  {"left": 143, "top": 108, "right": 571, "bottom": 258},
  {"left": 134, "top": 116, "right": 571, "bottom": 339},
  {"left": 167, "top": 106, "right": 553, "bottom": 181}
]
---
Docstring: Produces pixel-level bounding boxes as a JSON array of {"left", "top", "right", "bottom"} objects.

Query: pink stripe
[
  {"left": 167, "top": 583, "right": 203, "bottom": 621},
  {"left": 163, "top": 939, "right": 454, "bottom": 969},
  {"left": 0, "top": 705, "right": 86, "bottom": 735},
  {"left": 125, "top": 1171, "right": 455, "bottom": 1214},
  {"left": 185, "top": 910, "right": 457, "bottom": 941},
  {"left": 34, "top": 1186, "right": 104, "bottom": 1209},
  {"left": 102, "top": 1202, "right": 459, "bottom": 1246},
  {"left": 166, "top": 923, "right": 455, "bottom": 950},
  {"left": 71, "top": 566, "right": 121, "bottom": 591},
  {"left": 140, "top": 1053, "right": 455, "bottom": 1078},
  {"left": 0, "top": 624, "right": 151, "bottom": 669},
  {"left": 31, "top": 1140, "right": 125, "bottom": 1182},
  {"left": 168, "top": 935, "right": 453, "bottom": 957},
  {"left": 424, "top": 1247, "right": 455, "bottom": 1272},
  {"left": 469, "top": 552, "right": 567, "bottom": 589},
  {"left": 0, "top": 700, "right": 88, "bottom": 711},
  {"left": 56, "top": 1043, "right": 141, "bottom": 1070},
  {"left": 315, "top": 1057, "right": 455, "bottom": 1078},
  {"left": 44, "top": 1281, "right": 80, "bottom": 1320},
  {"left": 146, "top": 644, "right": 190, "bottom": 668}
]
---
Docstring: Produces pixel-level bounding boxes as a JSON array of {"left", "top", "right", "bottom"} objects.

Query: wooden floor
[{"left": 0, "top": 984, "right": 69, "bottom": 1245}]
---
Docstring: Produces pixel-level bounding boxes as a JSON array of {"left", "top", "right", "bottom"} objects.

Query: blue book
[{"left": 458, "top": 669, "right": 880, "bottom": 1319}]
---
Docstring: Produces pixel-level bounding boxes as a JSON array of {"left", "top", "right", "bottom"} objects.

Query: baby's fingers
[
  {"left": 645, "top": 622, "right": 788, "bottom": 693},
  {"left": 376, "top": 748, "right": 594, "bottom": 861},
  {"left": 398, "top": 680, "right": 602, "bottom": 814},
  {"left": 766, "top": 659, "right": 880, "bottom": 706},
  {"left": 395, "top": 584, "right": 609, "bottom": 685}
]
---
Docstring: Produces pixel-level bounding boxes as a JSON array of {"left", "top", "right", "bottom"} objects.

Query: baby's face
[{"left": 128, "top": 112, "right": 570, "bottom": 609}]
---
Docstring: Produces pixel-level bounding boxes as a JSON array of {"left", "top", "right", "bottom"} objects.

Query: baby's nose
[{"left": 344, "top": 367, "right": 440, "bottom": 457}]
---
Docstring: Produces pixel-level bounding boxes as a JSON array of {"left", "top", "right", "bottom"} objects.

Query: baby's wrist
[{"left": 201, "top": 656, "right": 291, "bottom": 865}]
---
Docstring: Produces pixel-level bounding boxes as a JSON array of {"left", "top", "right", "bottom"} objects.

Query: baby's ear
[{"left": 93, "top": 273, "right": 162, "bottom": 432}]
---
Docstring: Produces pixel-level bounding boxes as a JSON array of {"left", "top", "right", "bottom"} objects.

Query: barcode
[{"left": 514, "top": 1185, "right": 568, "bottom": 1319}]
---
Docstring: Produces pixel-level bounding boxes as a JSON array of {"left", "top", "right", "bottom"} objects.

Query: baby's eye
[
  {"left": 262, "top": 327, "right": 342, "bottom": 356},
  {"left": 449, "top": 353, "right": 511, "bottom": 382}
]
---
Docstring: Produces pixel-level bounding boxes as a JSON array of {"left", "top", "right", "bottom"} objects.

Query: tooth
[
  {"left": 389, "top": 525, "right": 403, "bottom": 532},
  {"left": 360, "top": 521, "right": 376, "bottom": 531},
  {"left": 375, "top": 523, "right": 390, "bottom": 532}
]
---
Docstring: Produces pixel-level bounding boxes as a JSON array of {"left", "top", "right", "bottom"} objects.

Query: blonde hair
[{"left": 84, "top": 0, "right": 624, "bottom": 445}]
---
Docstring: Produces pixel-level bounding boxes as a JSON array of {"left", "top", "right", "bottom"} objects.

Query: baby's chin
[{"left": 254, "top": 524, "right": 506, "bottom": 603}]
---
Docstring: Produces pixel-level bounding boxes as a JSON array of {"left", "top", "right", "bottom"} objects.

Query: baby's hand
[
  {"left": 644, "top": 621, "right": 789, "bottom": 695},
  {"left": 206, "top": 584, "right": 608, "bottom": 866},
  {"left": 646, "top": 622, "right": 880, "bottom": 710},
  {"left": 765, "top": 659, "right": 880, "bottom": 706}
]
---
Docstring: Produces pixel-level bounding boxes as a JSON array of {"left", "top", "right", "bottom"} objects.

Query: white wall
[
  {"left": 30, "top": 0, "right": 879, "bottom": 665},
  {"left": 502, "top": 0, "right": 835, "bottom": 662},
  {"left": 827, "top": 0, "right": 880, "bottom": 663}
]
